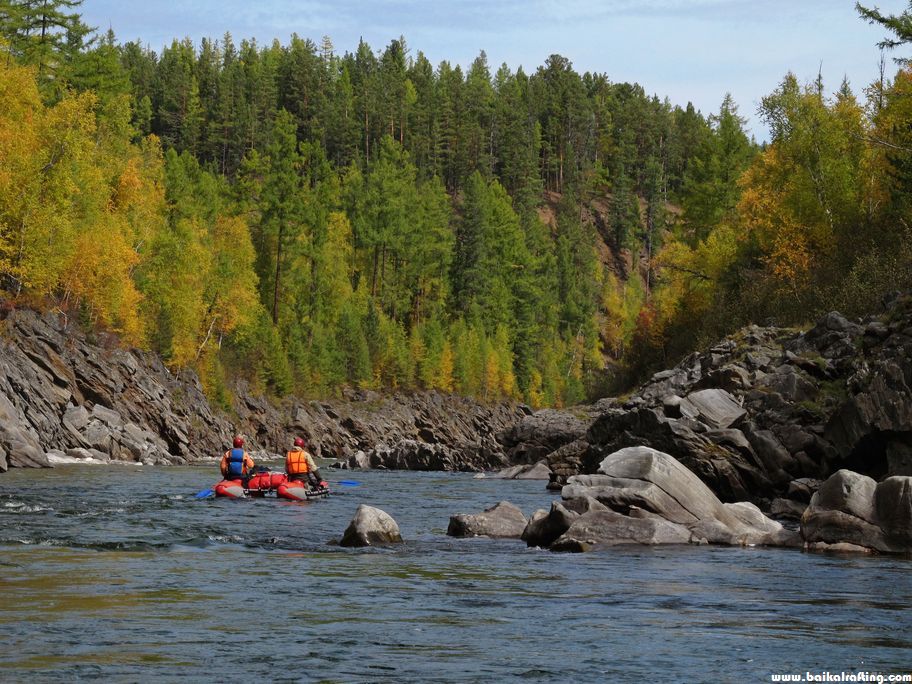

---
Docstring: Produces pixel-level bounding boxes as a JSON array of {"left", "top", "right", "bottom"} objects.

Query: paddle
[
  {"left": 194, "top": 488, "right": 215, "bottom": 499},
  {"left": 337, "top": 480, "right": 361, "bottom": 487}
]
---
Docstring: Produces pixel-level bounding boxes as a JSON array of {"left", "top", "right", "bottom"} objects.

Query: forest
[{"left": 1, "top": 0, "right": 911, "bottom": 408}]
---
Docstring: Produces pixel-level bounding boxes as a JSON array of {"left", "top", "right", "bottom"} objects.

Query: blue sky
[{"left": 81, "top": 0, "right": 909, "bottom": 140}]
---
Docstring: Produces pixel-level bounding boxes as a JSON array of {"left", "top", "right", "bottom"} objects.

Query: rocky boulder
[
  {"left": 492, "top": 461, "right": 552, "bottom": 479},
  {"left": 549, "top": 510, "right": 693, "bottom": 552},
  {"left": 340, "top": 505, "right": 403, "bottom": 547},
  {"left": 800, "top": 469, "right": 912, "bottom": 553},
  {"left": 521, "top": 496, "right": 619, "bottom": 549},
  {"left": 447, "top": 501, "right": 528, "bottom": 538},
  {"left": 551, "top": 447, "right": 799, "bottom": 551}
]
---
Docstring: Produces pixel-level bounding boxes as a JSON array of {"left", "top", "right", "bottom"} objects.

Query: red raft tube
[{"left": 214, "top": 471, "right": 331, "bottom": 500}]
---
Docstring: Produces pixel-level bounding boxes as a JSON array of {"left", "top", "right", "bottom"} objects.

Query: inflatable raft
[{"left": 214, "top": 471, "right": 330, "bottom": 500}]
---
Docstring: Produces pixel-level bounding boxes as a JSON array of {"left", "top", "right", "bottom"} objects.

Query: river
[{"left": 1, "top": 464, "right": 910, "bottom": 682}]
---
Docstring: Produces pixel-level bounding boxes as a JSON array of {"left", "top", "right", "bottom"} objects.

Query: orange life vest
[{"left": 286, "top": 449, "right": 311, "bottom": 476}]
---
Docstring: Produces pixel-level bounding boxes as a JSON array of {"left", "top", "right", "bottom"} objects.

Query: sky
[{"left": 80, "top": 0, "right": 910, "bottom": 140}]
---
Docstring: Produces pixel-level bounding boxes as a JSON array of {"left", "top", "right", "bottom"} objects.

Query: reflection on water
[{"left": 1, "top": 465, "right": 911, "bottom": 681}]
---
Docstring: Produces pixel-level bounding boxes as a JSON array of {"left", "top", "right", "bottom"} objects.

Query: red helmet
[
  {"left": 233, "top": 436, "right": 244, "bottom": 448},
  {"left": 293, "top": 437, "right": 306, "bottom": 448}
]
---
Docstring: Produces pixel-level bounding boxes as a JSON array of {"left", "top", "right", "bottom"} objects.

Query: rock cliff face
[
  {"left": 0, "top": 306, "right": 524, "bottom": 472},
  {"left": 499, "top": 293, "right": 912, "bottom": 512},
  {"left": 243, "top": 389, "right": 525, "bottom": 471},
  {"left": 0, "top": 307, "right": 226, "bottom": 469}
]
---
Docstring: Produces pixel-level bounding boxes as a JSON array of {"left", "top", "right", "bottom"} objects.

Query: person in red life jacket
[
  {"left": 220, "top": 436, "right": 256, "bottom": 482},
  {"left": 285, "top": 437, "right": 325, "bottom": 489}
]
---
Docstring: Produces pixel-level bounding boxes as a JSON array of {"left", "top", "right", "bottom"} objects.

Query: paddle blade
[
  {"left": 194, "top": 488, "right": 215, "bottom": 499},
  {"left": 338, "top": 480, "right": 361, "bottom": 487}
]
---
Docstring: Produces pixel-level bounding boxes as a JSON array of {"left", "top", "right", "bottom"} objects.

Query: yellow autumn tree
[
  {"left": 0, "top": 62, "right": 45, "bottom": 293},
  {"left": 202, "top": 214, "right": 260, "bottom": 351},
  {"left": 600, "top": 270, "right": 627, "bottom": 359},
  {"left": 435, "top": 340, "right": 455, "bottom": 392},
  {"left": 737, "top": 74, "right": 869, "bottom": 310},
  {"left": 0, "top": 69, "right": 95, "bottom": 296},
  {"left": 313, "top": 211, "right": 355, "bottom": 327},
  {"left": 63, "top": 99, "right": 166, "bottom": 344},
  {"left": 0, "top": 62, "right": 153, "bottom": 343}
]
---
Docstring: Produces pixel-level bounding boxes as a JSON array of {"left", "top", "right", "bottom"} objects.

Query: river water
[{"left": 1, "top": 464, "right": 910, "bottom": 682}]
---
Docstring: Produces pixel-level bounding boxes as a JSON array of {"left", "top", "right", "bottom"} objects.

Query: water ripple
[{"left": 0, "top": 465, "right": 910, "bottom": 682}]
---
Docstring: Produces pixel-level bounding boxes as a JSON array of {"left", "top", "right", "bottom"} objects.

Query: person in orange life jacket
[
  {"left": 220, "top": 436, "right": 256, "bottom": 481},
  {"left": 285, "top": 437, "right": 325, "bottom": 489}
]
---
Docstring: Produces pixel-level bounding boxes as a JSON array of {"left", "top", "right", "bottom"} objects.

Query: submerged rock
[
  {"left": 492, "top": 461, "right": 552, "bottom": 480},
  {"left": 340, "top": 505, "right": 403, "bottom": 547},
  {"left": 549, "top": 510, "right": 692, "bottom": 552}
]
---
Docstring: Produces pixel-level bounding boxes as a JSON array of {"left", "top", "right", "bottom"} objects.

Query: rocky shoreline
[
  {"left": 498, "top": 293, "right": 912, "bottom": 511},
  {"left": 474, "top": 292, "right": 912, "bottom": 554},
  {"left": 0, "top": 305, "right": 524, "bottom": 472}
]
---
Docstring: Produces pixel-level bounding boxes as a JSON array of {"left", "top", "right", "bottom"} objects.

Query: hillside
[{"left": 2, "top": 2, "right": 912, "bottom": 412}]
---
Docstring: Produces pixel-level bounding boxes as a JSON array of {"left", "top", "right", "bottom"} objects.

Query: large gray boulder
[
  {"left": 340, "top": 505, "right": 403, "bottom": 547},
  {"left": 594, "top": 446, "right": 743, "bottom": 526},
  {"left": 557, "top": 447, "right": 796, "bottom": 551},
  {"left": 691, "top": 502, "right": 801, "bottom": 547},
  {"left": 63, "top": 405, "right": 90, "bottom": 432},
  {"left": 874, "top": 476, "right": 912, "bottom": 540},
  {"left": 563, "top": 473, "right": 701, "bottom": 525},
  {"left": 801, "top": 470, "right": 912, "bottom": 553},
  {"left": 447, "top": 501, "right": 527, "bottom": 538},
  {"left": 90, "top": 404, "right": 125, "bottom": 430}
]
